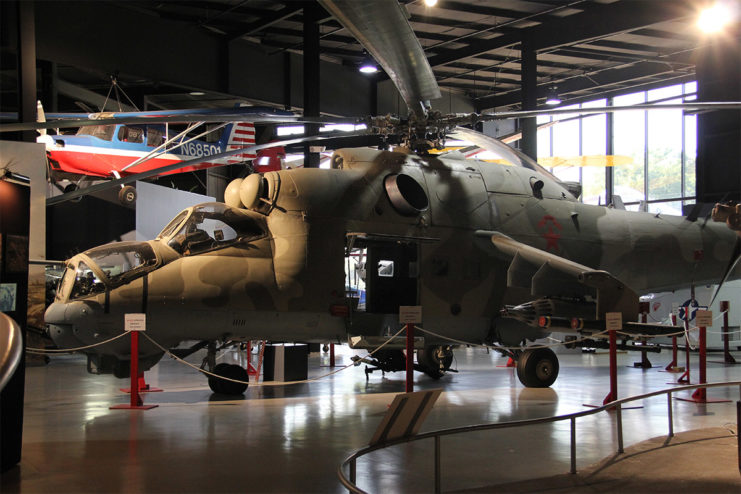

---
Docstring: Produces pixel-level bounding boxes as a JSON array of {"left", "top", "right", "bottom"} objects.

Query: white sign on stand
[
  {"left": 695, "top": 310, "right": 713, "bottom": 327},
  {"left": 605, "top": 312, "right": 622, "bottom": 331},
  {"left": 124, "top": 313, "right": 147, "bottom": 332},
  {"left": 399, "top": 306, "right": 422, "bottom": 324}
]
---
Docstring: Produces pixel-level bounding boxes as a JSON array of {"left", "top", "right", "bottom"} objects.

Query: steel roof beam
[{"left": 427, "top": 0, "right": 693, "bottom": 69}]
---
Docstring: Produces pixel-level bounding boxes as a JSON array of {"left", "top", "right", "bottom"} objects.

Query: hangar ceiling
[
  {"left": 0, "top": 0, "right": 718, "bottom": 116},
  {"left": 135, "top": 0, "right": 701, "bottom": 109}
]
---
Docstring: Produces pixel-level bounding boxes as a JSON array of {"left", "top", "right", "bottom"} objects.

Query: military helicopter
[{"left": 28, "top": 0, "right": 741, "bottom": 394}]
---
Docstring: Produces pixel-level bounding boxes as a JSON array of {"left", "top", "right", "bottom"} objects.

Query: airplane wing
[{"left": 46, "top": 130, "right": 370, "bottom": 205}]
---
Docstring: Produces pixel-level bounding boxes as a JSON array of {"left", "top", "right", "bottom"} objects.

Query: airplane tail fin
[{"left": 222, "top": 122, "right": 257, "bottom": 164}]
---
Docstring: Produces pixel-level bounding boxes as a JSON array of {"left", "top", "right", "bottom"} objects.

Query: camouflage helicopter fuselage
[{"left": 46, "top": 144, "right": 739, "bottom": 382}]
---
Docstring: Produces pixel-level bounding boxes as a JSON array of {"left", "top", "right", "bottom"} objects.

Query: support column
[
  {"left": 39, "top": 61, "right": 58, "bottom": 112},
  {"left": 303, "top": 3, "right": 321, "bottom": 168},
  {"left": 605, "top": 97, "right": 615, "bottom": 205},
  {"left": 17, "top": 0, "right": 37, "bottom": 143},
  {"left": 283, "top": 52, "right": 292, "bottom": 111},
  {"left": 520, "top": 36, "right": 538, "bottom": 161},
  {"left": 696, "top": 24, "right": 741, "bottom": 203}
]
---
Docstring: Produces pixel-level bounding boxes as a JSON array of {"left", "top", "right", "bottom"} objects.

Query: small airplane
[
  {"left": 35, "top": 103, "right": 297, "bottom": 204},
  {"left": 20, "top": 0, "right": 741, "bottom": 395}
]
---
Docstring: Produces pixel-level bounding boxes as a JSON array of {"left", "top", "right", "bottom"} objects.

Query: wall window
[{"left": 535, "top": 82, "right": 697, "bottom": 215}]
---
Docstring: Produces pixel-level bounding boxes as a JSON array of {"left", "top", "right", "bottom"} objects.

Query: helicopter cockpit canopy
[
  {"left": 58, "top": 242, "right": 158, "bottom": 301},
  {"left": 157, "top": 202, "right": 267, "bottom": 256}
]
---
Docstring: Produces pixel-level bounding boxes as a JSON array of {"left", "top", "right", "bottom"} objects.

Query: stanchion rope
[
  {"left": 26, "top": 331, "right": 130, "bottom": 353},
  {"left": 139, "top": 326, "right": 407, "bottom": 388}
]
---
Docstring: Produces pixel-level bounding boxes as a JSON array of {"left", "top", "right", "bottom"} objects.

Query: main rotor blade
[
  {"left": 480, "top": 102, "right": 741, "bottom": 121},
  {"left": 0, "top": 112, "right": 352, "bottom": 133},
  {"left": 319, "top": 0, "right": 440, "bottom": 118},
  {"left": 45, "top": 131, "right": 369, "bottom": 205}
]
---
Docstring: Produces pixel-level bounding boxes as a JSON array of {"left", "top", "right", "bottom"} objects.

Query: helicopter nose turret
[
  {"left": 45, "top": 301, "right": 81, "bottom": 349},
  {"left": 45, "top": 300, "right": 104, "bottom": 350}
]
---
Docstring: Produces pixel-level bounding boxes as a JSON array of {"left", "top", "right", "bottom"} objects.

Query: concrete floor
[{"left": 2, "top": 344, "right": 741, "bottom": 493}]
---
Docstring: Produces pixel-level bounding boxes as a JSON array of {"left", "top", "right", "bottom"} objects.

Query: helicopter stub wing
[{"left": 475, "top": 230, "right": 639, "bottom": 325}]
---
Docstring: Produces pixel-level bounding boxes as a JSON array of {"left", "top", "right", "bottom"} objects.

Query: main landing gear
[
  {"left": 202, "top": 341, "right": 249, "bottom": 395},
  {"left": 208, "top": 363, "right": 249, "bottom": 395},
  {"left": 356, "top": 345, "right": 456, "bottom": 380},
  {"left": 417, "top": 345, "right": 454, "bottom": 379},
  {"left": 515, "top": 347, "right": 559, "bottom": 388}
]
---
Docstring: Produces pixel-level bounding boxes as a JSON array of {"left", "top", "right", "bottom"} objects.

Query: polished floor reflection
[{"left": 4, "top": 344, "right": 741, "bottom": 493}]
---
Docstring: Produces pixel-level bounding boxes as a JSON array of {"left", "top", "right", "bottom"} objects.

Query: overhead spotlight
[
  {"left": 358, "top": 53, "right": 378, "bottom": 74},
  {"left": 545, "top": 86, "right": 561, "bottom": 106},
  {"left": 189, "top": 91, "right": 205, "bottom": 96},
  {"left": 424, "top": 0, "right": 438, "bottom": 6},
  {"left": 698, "top": 2, "right": 732, "bottom": 33}
]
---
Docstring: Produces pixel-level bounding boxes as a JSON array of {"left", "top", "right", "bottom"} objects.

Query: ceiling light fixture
[
  {"left": 358, "top": 53, "right": 378, "bottom": 74},
  {"left": 545, "top": 86, "right": 561, "bottom": 106},
  {"left": 424, "top": 0, "right": 438, "bottom": 6},
  {"left": 698, "top": 2, "right": 732, "bottom": 33}
]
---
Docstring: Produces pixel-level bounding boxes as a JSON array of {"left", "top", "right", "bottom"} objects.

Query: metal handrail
[{"left": 338, "top": 381, "right": 741, "bottom": 493}]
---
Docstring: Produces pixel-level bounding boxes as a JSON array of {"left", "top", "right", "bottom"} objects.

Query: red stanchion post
[
  {"left": 406, "top": 323, "right": 414, "bottom": 393},
  {"left": 330, "top": 343, "right": 336, "bottom": 368},
  {"left": 603, "top": 329, "right": 618, "bottom": 406},
  {"left": 691, "top": 323, "right": 707, "bottom": 402},
  {"left": 130, "top": 331, "right": 141, "bottom": 407},
  {"left": 634, "top": 302, "right": 652, "bottom": 368},
  {"left": 666, "top": 313, "right": 679, "bottom": 371},
  {"left": 677, "top": 316, "right": 691, "bottom": 384},
  {"left": 111, "top": 315, "right": 158, "bottom": 410},
  {"left": 721, "top": 301, "right": 736, "bottom": 364},
  {"left": 679, "top": 310, "right": 730, "bottom": 404}
]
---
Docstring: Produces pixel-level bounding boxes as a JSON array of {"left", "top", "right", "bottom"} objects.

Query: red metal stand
[
  {"left": 246, "top": 341, "right": 258, "bottom": 376},
  {"left": 603, "top": 329, "right": 618, "bottom": 405},
  {"left": 330, "top": 343, "right": 336, "bottom": 368},
  {"left": 120, "top": 372, "right": 163, "bottom": 394},
  {"left": 111, "top": 331, "right": 158, "bottom": 410},
  {"left": 405, "top": 323, "right": 414, "bottom": 393},
  {"left": 497, "top": 357, "right": 516, "bottom": 368},
  {"left": 720, "top": 301, "right": 738, "bottom": 365},
  {"left": 632, "top": 303, "right": 653, "bottom": 368},
  {"left": 584, "top": 328, "right": 642, "bottom": 410},
  {"left": 673, "top": 317, "right": 692, "bottom": 385},
  {"left": 677, "top": 323, "right": 730, "bottom": 404},
  {"left": 664, "top": 313, "right": 681, "bottom": 372}
]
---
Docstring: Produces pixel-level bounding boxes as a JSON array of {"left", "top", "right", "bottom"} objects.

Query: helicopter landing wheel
[
  {"left": 208, "top": 363, "right": 248, "bottom": 395},
  {"left": 516, "top": 347, "right": 559, "bottom": 388}
]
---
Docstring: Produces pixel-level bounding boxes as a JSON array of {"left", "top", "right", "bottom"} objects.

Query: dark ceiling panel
[{"left": 2, "top": 0, "right": 712, "bottom": 116}]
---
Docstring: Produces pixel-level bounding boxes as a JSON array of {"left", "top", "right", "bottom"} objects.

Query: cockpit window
[
  {"left": 87, "top": 243, "right": 157, "bottom": 282},
  {"left": 77, "top": 125, "right": 115, "bottom": 141},
  {"left": 157, "top": 210, "right": 188, "bottom": 239},
  {"left": 57, "top": 264, "right": 76, "bottom": 301},
  {"left": 69, "top": 261, "right": 106, "bottom": 299},
  {"left": 165, "top": 203, "right": 266, "bottom": 256},
  {"left": 118, "top": 126, "right": 144, "bottom": 143},
  {"left": 64, "top": 243, "right": 158, "bottom": 300}
]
